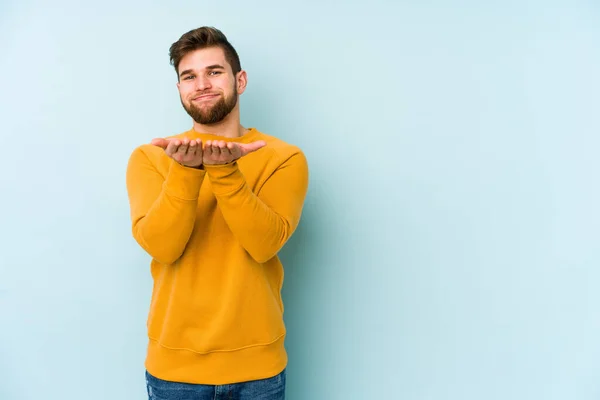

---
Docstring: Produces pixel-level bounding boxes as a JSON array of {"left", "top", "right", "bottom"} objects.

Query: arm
[
  {"left": 125, "top": 147, "right": 205, "bottom": 264},
  {"left": 203, "top": 151, "right": 309, "bottom": 263}
]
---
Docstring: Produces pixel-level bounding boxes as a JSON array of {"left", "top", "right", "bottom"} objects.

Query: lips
[{"left": 192, "top": 93, "right": 219, "bottom": 101}]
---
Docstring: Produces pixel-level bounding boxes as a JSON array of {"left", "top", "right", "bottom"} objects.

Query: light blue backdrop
[{"left": 1, "top": 1, "right": 599, "bottom": 399}]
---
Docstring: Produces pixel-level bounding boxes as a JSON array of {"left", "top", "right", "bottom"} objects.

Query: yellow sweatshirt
[{"left": 125, "top": 127, "right": 309, "bottom": 385}]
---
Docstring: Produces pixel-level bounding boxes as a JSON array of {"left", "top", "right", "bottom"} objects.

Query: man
[{"left": 125, "top": 26, "right": 309, "bottom": 399}]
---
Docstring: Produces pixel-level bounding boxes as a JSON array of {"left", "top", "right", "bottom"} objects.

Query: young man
[{"left": 125, "top": 26, "right": 309, "bottom": 399}]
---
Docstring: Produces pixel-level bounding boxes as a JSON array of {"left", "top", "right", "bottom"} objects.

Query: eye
[
  {"left": 183, "top": 75, "right": 195, "bottom": 80},
  {"left": 209, "top": 71, "right": 222, "bottom": 76}
]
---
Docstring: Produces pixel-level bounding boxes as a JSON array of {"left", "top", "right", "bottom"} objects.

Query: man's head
[{"left": 169, "top": 27, "right": 246, "bottom": 125}]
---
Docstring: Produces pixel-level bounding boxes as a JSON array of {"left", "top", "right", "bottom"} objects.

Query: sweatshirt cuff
[
  {"left": 164, "top": 161, "right": 206, "bottom": 200},
  {"left": 203, "top": 162, "right": 245, "bottom": 196}
]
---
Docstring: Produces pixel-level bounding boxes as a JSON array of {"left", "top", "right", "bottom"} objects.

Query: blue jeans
[{"left": 145, "top": 369, "right": 286, "bottom": 400}]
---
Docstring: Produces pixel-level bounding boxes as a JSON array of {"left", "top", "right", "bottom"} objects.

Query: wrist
[{"left": 181, "top": 162, "right": 204, "bottom": 170}]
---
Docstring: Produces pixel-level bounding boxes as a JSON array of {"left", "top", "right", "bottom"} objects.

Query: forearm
[
  {"left": 131, "top": 193, "right": 200, "bottom": 265},
  {"left": 204, "top": 155, "right": 308, "bottom": 263},
  {"left": 209, "top": 174, "right": 288, "bottom": 263},
  {"left": 127, "top": 150, "right": 205, "bottom": 264}
]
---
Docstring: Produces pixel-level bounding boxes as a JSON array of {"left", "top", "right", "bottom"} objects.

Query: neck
[{"left": 192, "top": 107, "right": 247, "bottom": 138}]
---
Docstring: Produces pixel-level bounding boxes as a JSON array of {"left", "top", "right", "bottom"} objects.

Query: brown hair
[{"left": 169, "top": 26, "right": 241, "bottom": 79}]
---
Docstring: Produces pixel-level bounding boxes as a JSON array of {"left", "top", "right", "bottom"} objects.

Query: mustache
[{"left": 191, "top": 91, "right": 221, "bottom": 99}]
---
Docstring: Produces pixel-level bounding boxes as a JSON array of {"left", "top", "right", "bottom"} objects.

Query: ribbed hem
[{"left": 144, "top": 336, "right": 288, "bottom": 385}]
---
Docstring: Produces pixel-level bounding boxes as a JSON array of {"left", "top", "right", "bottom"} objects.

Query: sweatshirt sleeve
[
  {"left": 126, "top": 147, "right": 206, "bottom": 265},
  {"left": 203, "top": 151, "right": 309, "bottom": 263}
]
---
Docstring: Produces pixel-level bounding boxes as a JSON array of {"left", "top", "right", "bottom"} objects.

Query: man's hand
[
  {"left": 203, "top": 140, "right": 267, "bottom": 165},
  {"left": 151, "top": 138, "right": 204, "bottom": 168}
]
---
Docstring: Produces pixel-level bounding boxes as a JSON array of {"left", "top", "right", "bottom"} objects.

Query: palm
[
  {"left": 203, "top": 140, "right": 266, "bottom": 165},
  {"left": 151, "top": 138, "right": 204, "bottom": 168},
  {"left": 151, "top": 137, "right": 266, "bottom": 167}
]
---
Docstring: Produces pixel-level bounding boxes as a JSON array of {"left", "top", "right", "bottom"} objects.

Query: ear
[{"left": 236, "top": 70, "right": 248, "bottom": 95}]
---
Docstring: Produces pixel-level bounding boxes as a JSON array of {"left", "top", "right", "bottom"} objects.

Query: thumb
[
  {"left": 151, "top": 138, "right": 170, "bottom": 149},
  {"left": 239, "top": 140, "right": 267, "bottom": 156}
]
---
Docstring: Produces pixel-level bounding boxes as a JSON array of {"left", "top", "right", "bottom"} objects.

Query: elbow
[
  {"left": 137, "top": 238, "right": 183, "bottom": 265},
  {"left": 248, "top": 249, "right": 278, "bottom": 264},
  {"left": 132, "top": 226, "right": 183, "bottom": 265},
  {"left": 150, "top": 250, "right": 183, "bottom": 265},
  {"left": 247, "top": 233, "right": 290, "bottom": 264}
]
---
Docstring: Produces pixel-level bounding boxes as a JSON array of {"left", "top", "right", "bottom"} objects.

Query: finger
[
  {"left": 218, "top": 141, "right": 229, "bottom": 155},
  {"left": 194, "top": 139, "right": 203, "bottom": 159},
  {"left": 173, "top": 139, "right": 189, "bottom": 162},
  {"left": 165, "top": 139, "right": 180, "bottom": 156},
  {"left": 228, "top": 142, "right": 242, "bottom": 159},
  {"left": 213, "top": 141, "right": 224, "bottom": 156},
  {"left": 223, "top": 144, "right": 233, "bottom": 159},
  {"left": 204, "top": 140, "right": 214, "bottom": 157},
  {"left": 187, "top": 139, "right": 197, "bottom": 156},
  {"left": 177, "top": 138, "right": 190, "bottom": 155},
  {"left": 211, "top": 143, "right": 221, "bottom": 159}
]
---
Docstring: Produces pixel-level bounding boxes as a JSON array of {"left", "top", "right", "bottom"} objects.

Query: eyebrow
[{"left": 179, "top": 65, "right": 226, "bottom": 78}]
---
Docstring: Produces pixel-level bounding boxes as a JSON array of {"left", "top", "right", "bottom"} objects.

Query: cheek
[
  {"left": 179, "top": 86, "right": 193, "bottom": 99},
  {"left": 216, "top": 77, "right": 233, "bottom": 88}
]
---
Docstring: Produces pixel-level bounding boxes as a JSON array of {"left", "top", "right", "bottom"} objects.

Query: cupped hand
[
  {"left": 202, "top": 140, "right": 267, "bottom": 165},
  {"left": 151, "top": 138, "right": 204, "bottom": 168}
]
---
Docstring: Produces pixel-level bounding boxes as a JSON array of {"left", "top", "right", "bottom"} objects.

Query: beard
[{"left": 181, "top": 84, "right": 238, "bottom": 125}]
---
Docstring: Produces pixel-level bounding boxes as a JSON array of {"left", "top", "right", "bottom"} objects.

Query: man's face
[{"left": 176, "top": 47, "right": 243, "bottom": 125}]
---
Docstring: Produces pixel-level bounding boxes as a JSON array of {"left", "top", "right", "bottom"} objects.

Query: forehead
[{"left": 178, "top": 47, "right": 229, "bottom": 72}]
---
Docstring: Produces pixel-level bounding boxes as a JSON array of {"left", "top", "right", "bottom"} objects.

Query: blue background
[{"left": 1, "top": 1, "right": 599, "bottom": 399}]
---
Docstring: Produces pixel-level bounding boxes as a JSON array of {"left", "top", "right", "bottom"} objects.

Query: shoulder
[
  {"left": 126, "top": 138, "right": 177, "bottom": 176},
  {"left": 254, "top": 129, "right": 307, "bottom": 166},
  {"left": 127, "top": 143, "right": 165, "bottom": 166},
  {"left": 127, "top": 129, "right": 192, "bottom": 164}
]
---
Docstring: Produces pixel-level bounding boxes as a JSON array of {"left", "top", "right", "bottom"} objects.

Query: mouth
[{"left": 192, "top": 93, "right": 219, "bottom": 102}]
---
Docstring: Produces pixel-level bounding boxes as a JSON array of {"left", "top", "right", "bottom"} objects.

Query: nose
[{"left": 195, "top": 75, "right": 211, "bottom": 91}]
